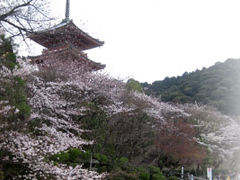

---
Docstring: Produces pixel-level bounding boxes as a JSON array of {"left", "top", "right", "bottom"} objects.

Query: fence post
[
  {"left": 190, "top": 174, "right": 194, "bottom": 180},
  {"left": 181, "top": 166, "right": 184, "bottom": 179}
]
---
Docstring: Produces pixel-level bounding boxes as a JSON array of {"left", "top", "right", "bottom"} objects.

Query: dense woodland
[{"left": 142, "top": 59, "right": 240, "bottom": 115}]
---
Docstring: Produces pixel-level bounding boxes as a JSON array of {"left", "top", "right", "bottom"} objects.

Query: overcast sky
[{"left": 35, "top": 0, "right": 240, "bottom": 83}]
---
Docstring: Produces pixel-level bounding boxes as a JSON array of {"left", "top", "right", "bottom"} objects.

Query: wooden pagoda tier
[
  {"left": 28, "top": 20, "right": 105, "bottom": 73},
  {"left": 31, "top": 44, "right": 105, "bottom": 72},
  {"left": 29, "top": 20, "right": 104, "bottom": 50}
]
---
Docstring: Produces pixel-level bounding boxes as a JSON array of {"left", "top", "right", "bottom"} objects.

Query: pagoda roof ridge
[
  {"left": 67, "top": 20, "right": 104, "bottom": 46},
  {"left": 50, "top": 19, "right": 72, "bottom": 29}
]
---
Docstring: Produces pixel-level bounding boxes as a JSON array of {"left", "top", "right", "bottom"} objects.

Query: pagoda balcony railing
[{"left": 42, "top": 45, "right": 88, "bottom": 58}]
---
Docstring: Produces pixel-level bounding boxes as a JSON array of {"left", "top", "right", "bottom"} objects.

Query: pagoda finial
[{"left": 65, "top": 0, "right": 70, "bottom": 21}]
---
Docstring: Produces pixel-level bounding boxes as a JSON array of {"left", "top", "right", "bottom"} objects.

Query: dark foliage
[
  {"left": 0, "top": 35, "right": 17, "bottom": 70},
  {"left": 142, "top": 59, "right": 240, "bottom": 115},
  {"left": 0, "top": 35, "right": 31, "bottom": 126}
]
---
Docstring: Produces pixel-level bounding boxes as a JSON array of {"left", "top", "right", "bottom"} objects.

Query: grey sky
[{"left": 35, "top": 0, "right": 240, "bottom": 83}]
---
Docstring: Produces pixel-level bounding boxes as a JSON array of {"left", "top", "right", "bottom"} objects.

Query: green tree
[
  {"left": 0, "top": 34, "right": 31, "bottom": 127},
  {"left": 0, "top": 35, "right": 17, "bottom": 70},
  {"left": 126, "top": 78, "right": 143, "bottom": 92}
]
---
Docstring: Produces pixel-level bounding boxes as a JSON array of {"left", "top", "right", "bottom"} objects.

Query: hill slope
[{"left": 142, "top": 59, "right": 240, "bottom": 115}]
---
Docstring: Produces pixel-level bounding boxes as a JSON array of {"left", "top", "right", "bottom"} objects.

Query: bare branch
[
  {"left": 2, "top": 19, "right": 30, "bottom": 32},
  {"left": 0, "top": 0, "right": 33, "bottom": 21},
  {"left": 0, "top": 0, "right": 53, "bottom": 38}
]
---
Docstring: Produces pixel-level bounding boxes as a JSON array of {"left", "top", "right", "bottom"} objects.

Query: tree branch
[{"left": 0, "top": 0, "right": 33, "bottom": 22}]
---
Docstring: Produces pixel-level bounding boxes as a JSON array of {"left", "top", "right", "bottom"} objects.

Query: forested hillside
[{"left": 142, "top": 59, "right": 240, "bottom": 115}]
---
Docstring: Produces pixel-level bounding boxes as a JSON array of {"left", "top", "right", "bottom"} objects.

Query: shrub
[
  {"left": 118, "top": 157, "right": 128, "bottom": 168},
  {"left": 138, "top": 167, "right": 150, "bottom": 180},
  {"left": 149, "top": 166, "right": 161, "bottom": 175},
  {"left": 0, "top": 170, "right": 3, "bottom": 180},
  {"left": 149, "top": 166, "right": 166, "bottom": 180},
  {"left": 0, "top": 150, "right": 31, "bottom": 179},
  {"left": 94, "top": 153, "right": 108, "bottom": 164},
  {"left": 98, "top": 166, "right": 108, "bottom": 173},
  {"left": 108, "top": 169, "right": 138, "bottom": 180},
  {"left": 152, "top": 174, "right": 166, "bottom": 180},
  {"left": 168, "top": 176, "right": 178, "bottom": 180},
  {"left": 49, "top": 148, "right": 91, "bottom": 165},
  {"left": 68, "top": 148, "right": 82, "bottom": 162}
]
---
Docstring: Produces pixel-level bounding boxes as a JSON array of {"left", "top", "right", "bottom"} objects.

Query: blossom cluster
[
  {"left": 183, "top": 104, "right": 240, "bottom": 161},
  {"left": 132, "top": 91, "right": 190, "bottom": 120},
  {"left": 0, "top": 60, "right": 106, "bottom": 179}
]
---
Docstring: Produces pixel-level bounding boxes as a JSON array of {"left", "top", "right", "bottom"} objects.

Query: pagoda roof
[{"left": 28, "top": 20, "right": 104, "bottom": 50}]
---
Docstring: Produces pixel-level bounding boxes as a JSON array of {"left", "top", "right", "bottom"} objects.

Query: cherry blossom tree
[{"left": 154, "top": 119, "right": 206, "bottom": 168}]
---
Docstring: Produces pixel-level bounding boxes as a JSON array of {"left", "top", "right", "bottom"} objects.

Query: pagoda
[{"left": 29, "top": 0, "right": 105, "bottom": 73}]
